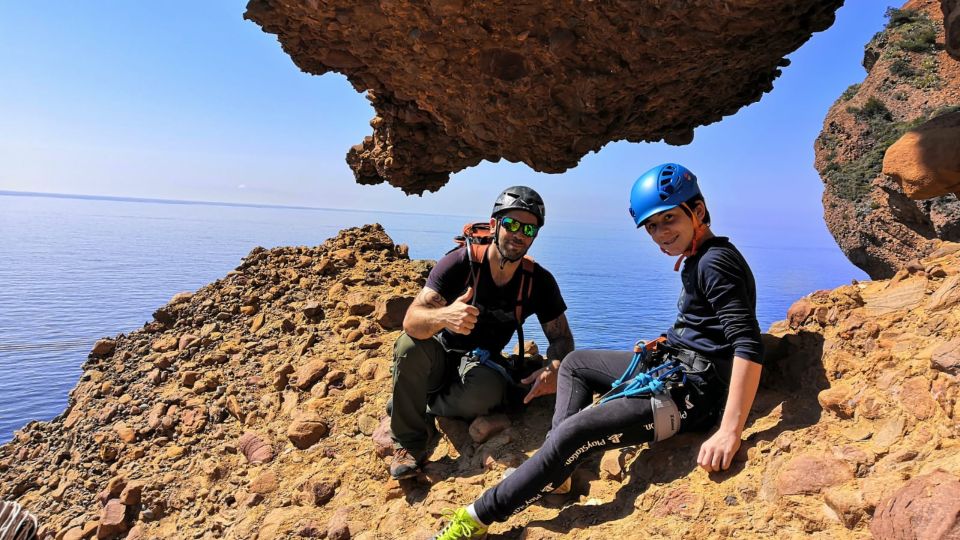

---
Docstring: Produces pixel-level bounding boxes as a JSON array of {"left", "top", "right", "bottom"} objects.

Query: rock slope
[
  {"left": 244, "top": 0, "right": 843, "bottom": 193},
  {"left": 814, "top": 0, "right": 960, "bottom": 279},
  {"left": 2, "top": 226, "right": 960, "bottom": 539}
]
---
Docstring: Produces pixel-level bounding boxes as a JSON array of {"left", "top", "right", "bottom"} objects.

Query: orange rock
[
  {"left": 899, "top": 377, "right": 939, "bottom": 420},
  {"left": 345, "top": 291, "right": 375, "bottom": 316},
  {"left": 650, "top": 486, "right": 705, "bottom": 520},
  {"left": 177, "top": 334, "right": 200, "bottom": 351},
  {"left": 150, "top": 335, "right": 178, "bottom": 352},
  {"left": 787, "top": 298, "right": 815, "bottom": 329},
  {"left": 817, "top": 383, "right": 856, "bottom": 418},
  {"left": 343, "top": 329, "right": 363, "bottom": 343},
  {"left": 882, "top": 111, "right": 960, "bottom": 200},
  {"left": 326, "top": 507, "right": 351, "bottom": 540},
  {"left": 238, "top": 432, "right": 275, "bottom": 464},
  {"left": 468, "top": 414, "right": 511, "bottom": 443},
  {"left": 169, "top": 291, "right": 193, "bottom": 304},
  {"left": 823, "top": 485, "right": 867, "bottom": 529},
  {"left": 114, "top": 423, "right": 136, "bottom": 444},
  {"left": 371, "top": 416, "right": 394, "bottom": 458},
  {"left": 61, "top": 527, "right": 85, "bottom": 540},
  {"left": 331, "top": 249, "right": 357, "bottom": 266},
  {"left": 119, "top": 481, "right": 144, "bottom": 505},
  {"left": 340, "top": 389, "right": 365, "bottom": 414},
  {"left": 96, "top": 499, "right": 128, "bottom": 539},
  {"left": 297, "top": 477, "right": 339, "bottom": 507},
  {"left": 287, "top": 412, "right": 330, "bottom": 450},
  {"left": 775, "top": 453, "right": 853, "bottom": 496},
  {"left": 250, "top": 312, "right": 266, "bottom": 332},
  {"left": 932, "top": 339, "right": 960, "bottom": 375},
  {"left": 372, "top": 295, "right": 414, "bottom": 330},
  {"left": 871, "top": 471, "right": 960, "bottom": 539},
  {"left": 249, "top": 470, "right": 279, "bottom": 494},
  {"left": 180, "top": 371, "right": 200, "bottom": 388},
  {"left": 91, "top": 339, "right": 117, "bottom": 357},
  {"left": 292, "top": 358, "right": 329, "bottom": 390}
]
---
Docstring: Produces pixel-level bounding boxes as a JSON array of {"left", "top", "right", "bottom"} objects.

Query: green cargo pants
[{"left": 390, "top": 333, "right": 509, "bottom": 453}]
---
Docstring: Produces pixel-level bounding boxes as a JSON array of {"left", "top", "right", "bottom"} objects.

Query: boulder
[
  {"left": 326, "top": 507, "right": 351, "bottom": 540},
  {"left": 96, "top": 499, "right": 128, "bottom": 539},
  {"left": 945, "top": 0, "right": 960, "bottom": 59},
  {"left": 871, "top": 470, "right": 960, "bottom": 539},
  {"left": 297, "top": 478, "right": 339, "bottom": 507},
  {"left": 371, "top": 416, "right": 394, "bottom": 458},
  {"left": 288, "top": 412, "right": 330, "bottom": 450},
  {"left": 883, "top": 111, "right": 960, "bottom": 200},
  {"left": 91, "top": 339, "right": 117, "bottom": 357},
  {"left": 468, "top": 414, "right": 511, "bottom": 443},
  {"left": 292, "top": 359, "right": 329, "bottom": 390},
  {"left": 345, "top": 291, "right": 375, "bottom": 316},
  {"left": 775, "top": 453, "right": 853, "bottom": 496},
  {"left": 238, "top": 432, "right": 275, "bottom": 464},
  {"left": 249, "top": 470, "right": 279, "bottom": 494},
  {"left": 372, "top": 295, "right": 414, "bottom": 330},
  {"left": 245, "top": 0, "right": 844, "bottom": 193},
  {"left": 932, "top": 339, "right": 960, "bottom": 375}
]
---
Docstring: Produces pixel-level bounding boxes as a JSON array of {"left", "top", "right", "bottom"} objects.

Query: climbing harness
[
  {"left": 590, "top": 337, "right": 712, "bottom": 442},
  {"left": 596, "top": 338, "right": 683, "bottom": 405}
]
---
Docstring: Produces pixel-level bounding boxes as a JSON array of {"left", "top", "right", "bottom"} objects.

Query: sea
[{"left": 0, "top": 192, "right": 866, "bottom": 443}]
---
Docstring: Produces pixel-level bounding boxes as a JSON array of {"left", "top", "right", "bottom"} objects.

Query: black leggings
[{"left": 474, "top": 349, "right": 724, "bottom": 524}]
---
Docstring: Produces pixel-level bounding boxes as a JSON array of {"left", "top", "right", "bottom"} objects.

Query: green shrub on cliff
[
  {"left": 884, "top": 7, "right": 937, "bottom": 53},
  {"left": 839, "top": 83, "right": 861, "bottom": 102},
  {"left": 825, "top": 97, "right": 926, "bottom": 206},
  {"left": 885, "top": 7, "right": 920, "bottom": 27}
]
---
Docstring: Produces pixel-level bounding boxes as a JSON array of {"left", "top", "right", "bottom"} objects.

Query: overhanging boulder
[{"left": 245, "top": 0, "right": 843, "bottom": 193}]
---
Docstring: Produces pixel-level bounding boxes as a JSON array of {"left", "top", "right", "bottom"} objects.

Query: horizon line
[
  {"left": 0, "top": 189, "right": 622, "bottom": 226},
  {"left": 0, "top": 189, "right": 471, "bottom": 219}
]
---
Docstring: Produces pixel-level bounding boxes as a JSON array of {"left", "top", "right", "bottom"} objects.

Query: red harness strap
[{"left": 670, "top": 202, "right": 708, "bottom": 272}]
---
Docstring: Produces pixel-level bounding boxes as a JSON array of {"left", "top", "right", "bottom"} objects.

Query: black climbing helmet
[{"left": 491, "top": 186, "right": 545, "bottom": 226}]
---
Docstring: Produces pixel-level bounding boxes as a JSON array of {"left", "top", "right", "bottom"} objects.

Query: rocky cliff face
[
  {"left": 244, "top": 0, "right": 843, "bottom": 194},
  {"left": 945, "top": 0, "right": 960, "bottom": 58},
  {"left": 3, "top": 226, "right": 960, "bottom": 539},
  {"left": 814, "top": 0, "right": 960, "bottom": 280}
]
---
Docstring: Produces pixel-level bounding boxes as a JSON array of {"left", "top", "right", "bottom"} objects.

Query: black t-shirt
[
  {"left": 666, "top": 236, "right": 764, "bottom": 374},
  {"left": 425, "top": 246, "right": 567, "bottom": 353}
]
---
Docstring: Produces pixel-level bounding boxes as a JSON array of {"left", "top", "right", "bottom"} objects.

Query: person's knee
[
  {"left": 454, "top": 387, "right": 504, "bottom": 418},
  {"left": 560, "top": 350, "right": 591, "bottom": 373},
  {"left": 393, "top": 333, "right": 437, "bottom": 371}
]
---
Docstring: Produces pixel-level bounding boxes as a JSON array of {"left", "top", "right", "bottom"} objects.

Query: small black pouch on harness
[{"left": 663, "top": 347, "right": 727, "bottom": 433}]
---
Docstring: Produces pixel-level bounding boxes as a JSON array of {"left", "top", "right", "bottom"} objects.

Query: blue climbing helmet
[{"left": 628, "top": 163, "right": 701, "bottom": 227}]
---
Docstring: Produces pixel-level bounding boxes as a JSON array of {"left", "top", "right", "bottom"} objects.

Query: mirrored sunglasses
[{"left": 500, "top": 216, "right": 539, "bottom": 238}]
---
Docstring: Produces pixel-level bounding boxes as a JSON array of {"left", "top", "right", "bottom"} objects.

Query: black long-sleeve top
[{"left": 666, "top": 236, "right": 764, "bottom": 372}]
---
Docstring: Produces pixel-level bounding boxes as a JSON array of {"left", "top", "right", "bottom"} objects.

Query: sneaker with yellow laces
[{"left": 432, "top": 507, "right": 487, "bottom": 540}]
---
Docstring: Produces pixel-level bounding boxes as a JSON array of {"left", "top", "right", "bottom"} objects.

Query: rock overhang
[{"left": 244, "top": 0, "right": 844, "bottom": 194}]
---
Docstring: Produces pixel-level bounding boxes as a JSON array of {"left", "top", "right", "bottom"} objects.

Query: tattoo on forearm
[
  {"left": 416, "top": 288, "right": 447, "bottom": 309},
  {"left": 543, "top": 314, "right": 574, "bottom": 361}
]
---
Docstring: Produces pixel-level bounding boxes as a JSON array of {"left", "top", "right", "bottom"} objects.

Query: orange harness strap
[{"left": 671, "top": 202, "right": 707, "bottom": 272}]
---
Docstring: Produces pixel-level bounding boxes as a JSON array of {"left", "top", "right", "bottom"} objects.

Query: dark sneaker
[{"left": 389, "top": 447, "right": 424, "bottom": 480}]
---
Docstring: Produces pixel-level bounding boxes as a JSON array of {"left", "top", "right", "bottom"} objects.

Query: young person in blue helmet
[{"left": 431, "top": 163, "right": 764, "bottom": 539}]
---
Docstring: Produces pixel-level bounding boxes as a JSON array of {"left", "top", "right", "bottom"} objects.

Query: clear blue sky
[{"left": 0, "top": 2, "right": 890, "bottom": 227}]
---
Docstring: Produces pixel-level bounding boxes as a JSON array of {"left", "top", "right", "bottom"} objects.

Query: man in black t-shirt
[{"left": 388, "top": 186, "right": 576, "bottom": 480}]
